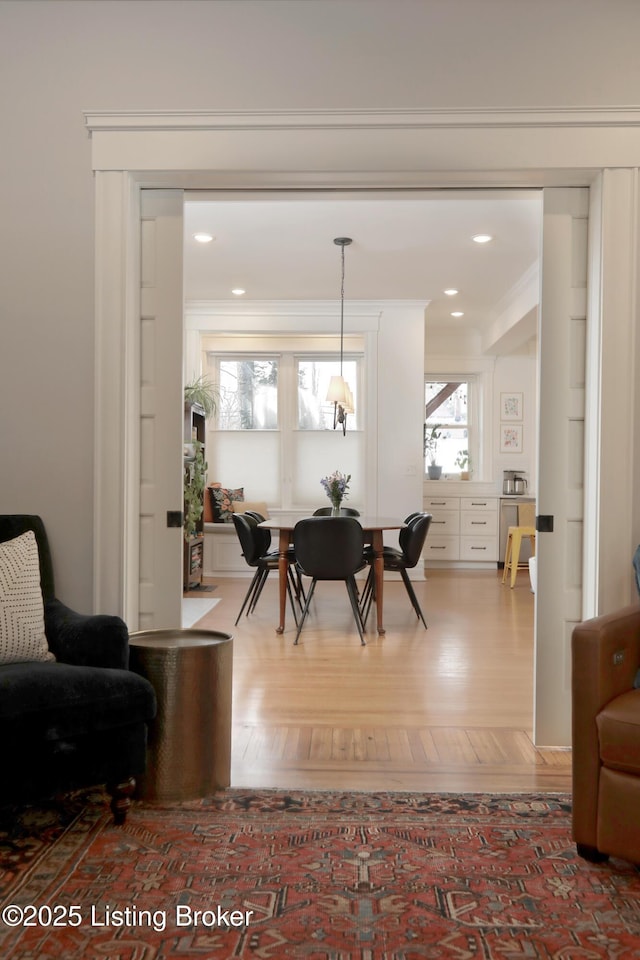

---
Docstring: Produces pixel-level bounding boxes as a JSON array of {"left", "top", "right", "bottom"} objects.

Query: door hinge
[{"left": 166, "top": 510, "right": 184, "bottom": 528}]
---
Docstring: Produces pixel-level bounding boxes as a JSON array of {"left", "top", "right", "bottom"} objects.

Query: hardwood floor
[{"left": 190, "top": 567, "right": 572, "bottom": 794}]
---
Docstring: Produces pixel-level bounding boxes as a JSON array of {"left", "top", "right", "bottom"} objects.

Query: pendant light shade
[
  {"left": 326, "top": 374, "right": 349, "bottom": 404},
  {"left": 327, "top": 237, "right": 353, "bottom": 435},
  {"left": 343, "top": 384, "right": 355, "bottom": 415}
]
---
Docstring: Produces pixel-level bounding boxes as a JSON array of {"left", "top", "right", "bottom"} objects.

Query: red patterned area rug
[{"left": 1, "top": 790, "right": 640, "bottom": 959}]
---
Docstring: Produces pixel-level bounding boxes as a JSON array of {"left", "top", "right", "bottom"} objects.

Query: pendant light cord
[{"left": 339, "top": 240, "right": 345, "bottom": 378}]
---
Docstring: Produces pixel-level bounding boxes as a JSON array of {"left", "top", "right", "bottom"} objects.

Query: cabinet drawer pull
[
  {"left": 471, "top": 521, "right": 487, "bottom": 526},
  {"left": 432, "top": 520, "right": 446, "bottom": 524},
  {"left": 430, "top": 501, "right": 447, "bottom": 506},
  {"left": 471, "top": 501, "right": 489, "bottom": 506},
  {"left": 471, "top": 546, "right": 487, "bottom": 551},
  {"left": 430, "top": 545, "right": 447, "bottom": 550}
]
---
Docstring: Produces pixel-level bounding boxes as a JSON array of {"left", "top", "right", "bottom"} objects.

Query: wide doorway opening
[{"left": 177, "top": 189, "right": 567, "bottom": 790}]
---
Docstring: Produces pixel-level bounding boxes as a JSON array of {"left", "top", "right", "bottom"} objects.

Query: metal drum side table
[{"left": 129, "top": 628, "right": 233, "bottom": 802}]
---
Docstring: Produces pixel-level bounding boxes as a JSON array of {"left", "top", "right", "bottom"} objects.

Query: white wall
[
  {"left": 375, "top": 307, "right": 426, "bottom": 523},
  {"left": 493, "top": 354, "right": 538, "bottom": 494},
  {"left": 2, "top": 0, "right": 640, "bottom": 609}
]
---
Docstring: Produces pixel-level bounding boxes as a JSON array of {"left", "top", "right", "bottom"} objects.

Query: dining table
[{"left": 258, "top": 513, "right": 406, "bottom": 636}]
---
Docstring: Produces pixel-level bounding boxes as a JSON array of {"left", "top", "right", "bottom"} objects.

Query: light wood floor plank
[
  {"left": 416, "top": 728, "right": 441, "bottom": 763},
  {"left": 190, "top": 568, "right": 572, "bottom": 793}
]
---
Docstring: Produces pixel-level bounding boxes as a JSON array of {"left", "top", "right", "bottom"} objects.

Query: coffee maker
[
  {"left": 503, "top": 470, "right": 528, "bottom": 495},
  {"left": 503, "top": 470, "right": 516, "bottom": 495},
  {"left": 513, "top": 473, "right": 528, "bottom": 495}
]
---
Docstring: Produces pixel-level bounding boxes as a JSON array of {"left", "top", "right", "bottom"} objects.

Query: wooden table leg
[
  {"left": 276, "top": 528, "right": 289, "bottom": 634},
  {"left": 371, "top": 529, "right": 386, "bottom": 635}
]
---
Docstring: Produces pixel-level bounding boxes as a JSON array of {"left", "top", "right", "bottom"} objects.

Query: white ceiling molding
[
  {"left": 184, "top": 299, "right": 427, "bottom": 332},
  {"left": 482, "top": 263, "right": 541, "bottom": 355}
]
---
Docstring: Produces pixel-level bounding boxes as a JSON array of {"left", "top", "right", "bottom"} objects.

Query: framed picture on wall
[
  {"left": 500, "top": 392, "right": 523, "bottom": 421},
  {"left": 500, "top": 423, "right": 523, "bottom": 453}
]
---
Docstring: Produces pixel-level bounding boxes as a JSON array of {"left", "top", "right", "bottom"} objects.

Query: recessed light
[
  {"left": 444, "top": 288, "right": 459, "bottom": 296},
  {"left": 231, "top": 288, "right": 246, "bottom": 296},
  {"left": 451, "top": 311, "right": 464, "bottom": 317},
  {"left": 193, "top": 232, "right": 214, "bottom": 243},
  {"left": 472, "top": 234, "right": 493, "bottom": 244}
]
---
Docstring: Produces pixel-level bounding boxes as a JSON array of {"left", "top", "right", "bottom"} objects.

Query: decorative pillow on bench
[
  {"left": 207, "top": 483, "right": 245, "bottom": 523},
  {"left": 232, "top": 500, "right": 270, "bottom": 519}
]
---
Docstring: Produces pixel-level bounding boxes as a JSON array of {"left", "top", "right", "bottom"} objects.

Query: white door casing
[
  {"left": 534, "top": 188, "right": 588, "bottom": 746},
  {"left": 138, "top": 190, "right": 185, "bottom": 629},
  {"left": 88, "top": 111, "right": 640, "bottom": 744},
  {"left": 587, "top": 169, "right": 640, "bottom": 613}
]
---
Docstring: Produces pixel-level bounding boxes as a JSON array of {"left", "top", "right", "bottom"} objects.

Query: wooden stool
[{"left": 502, "top": 502, "right": 536, "bottom": 588}]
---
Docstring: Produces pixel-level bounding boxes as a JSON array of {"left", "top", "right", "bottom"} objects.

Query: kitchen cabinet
[
  {"left": 424, "top": 495, "right": 498, "bottom": 565},
  {"left": 422, "top": 496, "right": 459, "bottom": 560}
]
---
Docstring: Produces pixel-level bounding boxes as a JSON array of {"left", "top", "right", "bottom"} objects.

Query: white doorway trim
[{"left": 87, "top": 108, "right": 640, "bottom": 658}]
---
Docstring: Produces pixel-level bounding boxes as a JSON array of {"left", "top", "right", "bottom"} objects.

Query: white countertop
[{"left": 423, "top": 480, "right": 535, "bottom": 499}]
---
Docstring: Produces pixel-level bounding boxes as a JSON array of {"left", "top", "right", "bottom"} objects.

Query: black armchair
[{"left": 0, "top": 515, "right": 157, "bottom": 823}]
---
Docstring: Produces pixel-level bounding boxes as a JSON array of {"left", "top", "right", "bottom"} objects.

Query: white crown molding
[
  {"left": 184, "top": 299, "right": 429, "bottom": 334},
  {"left": 480, "top": 260, "right": 540, "bottom": 355},
  {"left": 185, "top": 298, "right": 428, "bottom": 315},
  {"left": 489, "top": 261, "right": 540, "bottom": 327},
  {"left": 84, "top": 106, "right": 640, "bottom": 134}
]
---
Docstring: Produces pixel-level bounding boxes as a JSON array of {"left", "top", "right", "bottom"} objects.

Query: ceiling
[{"left": 183, "top": 189, "right": 542, "bottom": 337}]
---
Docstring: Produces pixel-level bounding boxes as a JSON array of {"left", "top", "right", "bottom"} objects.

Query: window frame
[
  {"left": 205, "top": 346, "right": 364, "bottom": 510},
  {"left": 425, "top": 378, "right": 474, "bottom": 477},
  {"left": 424, "top": 357, "right": 494, "bottom": 480}
]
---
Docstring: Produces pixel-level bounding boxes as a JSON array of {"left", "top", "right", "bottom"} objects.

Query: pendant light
[{"left": 326, "top": 237, "right": 353, "bottom": 435}]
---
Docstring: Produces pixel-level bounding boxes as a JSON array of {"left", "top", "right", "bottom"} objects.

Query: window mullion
[{"left": 280, "top": 355, "right": 294, "bottom": 509}]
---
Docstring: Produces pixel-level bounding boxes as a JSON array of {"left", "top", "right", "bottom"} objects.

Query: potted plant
[
  {"left": 184, "top": 375, "right": 218, "bottom": 418},
  {"left": 183, "top": 376, "right": 217, "bottom": 543},
  {"left": 183, "top": 441, "right": 207, "bottom": 541},
  {"left": 424, "top": 424, "right": 443, "bottom": 480},
  {"left": 455, "top": 449, "right": 472, "bottom": 480}
]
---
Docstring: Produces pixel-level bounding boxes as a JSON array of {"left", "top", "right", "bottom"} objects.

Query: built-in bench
[
  {"left": 203, "top": 522, "right": 248, "bottom": 577},
  {"left": 202, "top": 485, "right": 271, "bottom": 577}
]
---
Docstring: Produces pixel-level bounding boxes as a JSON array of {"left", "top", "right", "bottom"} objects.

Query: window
[
  {"left": 218, "top": 359, "right": 278, "bottom": 429},
  {"left": 205, "top": 349, "right": 364, "bottom": 510},
  {"left": 297, "top": 358, "right": 359, "bottom": 431},
  {"left": 425, "top": 379, "right": 475, "bottom": 476}
]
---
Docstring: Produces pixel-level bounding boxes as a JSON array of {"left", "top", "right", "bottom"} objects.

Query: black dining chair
[
  {"left": 312, "top": 506, "right": 361, "bottom": 516},
  {"left": 242, "top": 510, "right": 273, "bottom": 560},
  {"left": 293, "top": 516, "right": 367, "bottom": 645},
  {"left": 360, "top": 513, "right": 432, "bottom": 630},
  {"left": 244, "top": 510, "right": 267, "bottom": 523},
  {"left": 232, "top": 513, "right": 301, "bottom": 626},
  {"left": 244, "top": 510, "right": 306, "bottom": 607}
]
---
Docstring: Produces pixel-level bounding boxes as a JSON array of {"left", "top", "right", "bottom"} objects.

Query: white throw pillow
[{"left": 0, "top": 530, "right": 55, "bottom": 664}]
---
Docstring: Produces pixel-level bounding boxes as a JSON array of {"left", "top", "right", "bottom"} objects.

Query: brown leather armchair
[{"left": 572, "top": 604, "right": 640, "bottom": 864}]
